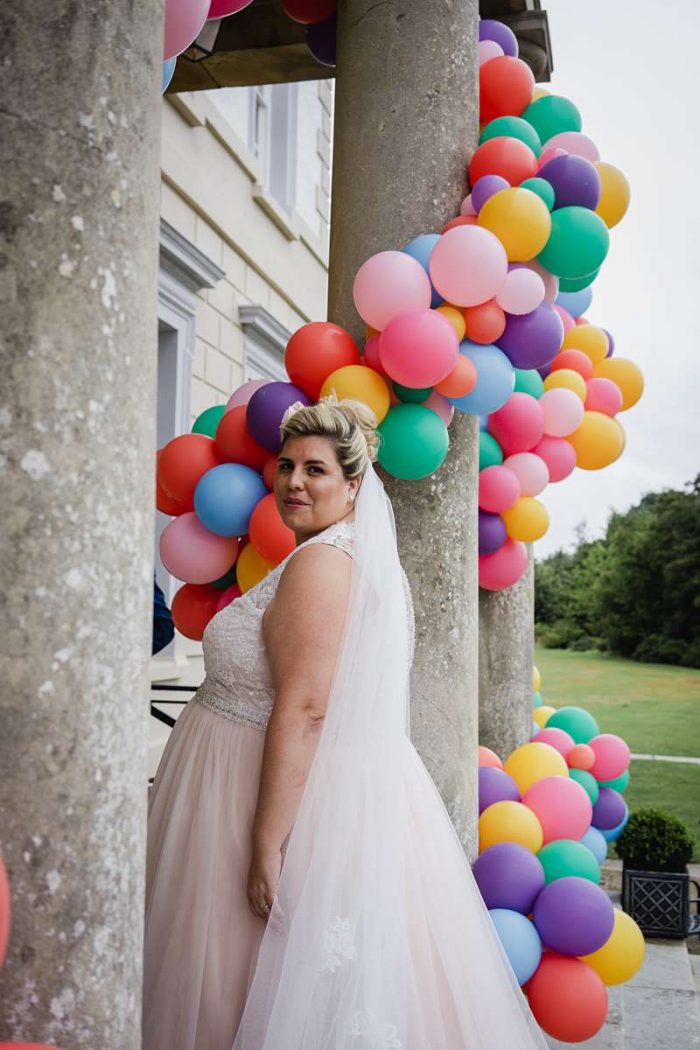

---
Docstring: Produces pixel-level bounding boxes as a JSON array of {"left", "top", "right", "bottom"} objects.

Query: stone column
[
  {"left": 328, "top": 0, "right": 480, "bottom": 853},
  {"left": 479, "top": 547, "right": 535, "bottom": 759},
  {"left": 0, "top": 3, "right": 162, "bottom": 1046}
]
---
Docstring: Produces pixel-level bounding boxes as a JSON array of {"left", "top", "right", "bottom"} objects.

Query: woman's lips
[{"left": 284, "top": 498, "right": 308, "bottom": 507}]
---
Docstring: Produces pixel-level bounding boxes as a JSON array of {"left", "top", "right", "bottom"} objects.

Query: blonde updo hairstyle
[{"left": 280, "top": 394, "right": 380, "bottom": 479}]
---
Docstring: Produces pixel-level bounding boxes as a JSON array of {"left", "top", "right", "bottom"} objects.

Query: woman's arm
[{"left": 246, "top": 543, "right": 352, "bottom": 918}]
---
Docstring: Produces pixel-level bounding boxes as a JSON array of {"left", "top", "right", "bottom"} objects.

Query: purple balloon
[
  {"left": 592, "top": 787, "right": 627, "bottom": 831},
  {"left": 603, "top": 328, "right": 615, "bottom": 357},
  {"left": 479, "top": 510, "right": 507, "bottom": 555},
  {"left": 537, "top": 363, "right": 552, "bottom": 379},
  {"left": 479, "top": 18, "right": 518, "bottom": 57},
  {"left": 479, "top": 766, "right": 520, "bottom": 812},
  {"left": 473, "top": 843, "right": 545, "bottom": 914},
  {"left": 538, "top": 155, "right": 601, "bottom": 211},
  {"left": 472, "top": 175, "right": 510, "bottom": 213},
  {"left": 497, "top": 302, "right": 565, "bottom": 370},
  {"left": 306, "top": 13, "right": 336, "bottom": 67},
  {"left": 533, "top": 876, "right": 614, "bottom": 956},
  {"left": 246, "top": 382, "right": 311, "bottom": 452}
]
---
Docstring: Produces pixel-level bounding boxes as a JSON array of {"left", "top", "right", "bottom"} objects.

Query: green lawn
[{"left": 535, "top": 647, "right": 700, "bottom": 860}]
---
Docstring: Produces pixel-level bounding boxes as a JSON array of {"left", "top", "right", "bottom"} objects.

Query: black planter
[{"left": 622, "top": 866, "right": 689, "bottom": 938}]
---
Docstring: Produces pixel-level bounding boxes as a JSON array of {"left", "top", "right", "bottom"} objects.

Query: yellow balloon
[
  {"left": 320, "top": 365, "right": 391, "bottom": 423},
  {"left": 544, "top": 368, "right": 587, "bottom": 401},
  {"left": 479, "top": 801, "right": 543, "bottom": 854},
  {"left": 567, "top": 411, "right": 625, "bottom": 470},
  {"left": 582, "top": 910, "right": 645, "bottom": 985},
  {"left": 534, "top": 705, "right": 556, "bottom": 728},
  {"left": 436, "top": 304, "right": 467, "bottom": 341},
  {"left": 502, "top": 496, "right": 549, "bottom": 542},
  {"left": 237, "top": 542, "right": 274, "bottom": 593},
  {"left": 561, "top": 324, "right": 609, "bottom": 365},
  {"left": 531, "top": 87, "right": 550, "bottom": 101},
  {"left": 504, "top": 741, "right": 568, "bottom": 794},
  {"left": 477, "top": 188, "right": 552, "bottom": 262},
  {"left": 595, "top": 162, "right": 631, "bottom": 229},
  {"left": 532, "top": 665, "right": 541, "bottom": 692},
  {"left": 593, "top": 357, "right": 644, "bottom": 410}
]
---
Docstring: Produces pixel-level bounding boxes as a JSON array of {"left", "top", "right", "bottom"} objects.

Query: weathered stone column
[
  {"left": 328, "top": 0, "right": 480, "bottom": 852},
  {"left": 0, "top": 3, "right": 162, "bottom": 1046},
  {"left": 479, "top": 546, "right": 535, "bottom": 758}
]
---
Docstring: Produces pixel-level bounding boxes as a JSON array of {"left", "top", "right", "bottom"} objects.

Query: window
[{"left": 240, "top": 304, "right": 290, "bottom": 382}]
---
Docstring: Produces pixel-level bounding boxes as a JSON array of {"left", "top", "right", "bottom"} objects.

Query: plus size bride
[{"left": 143, "top": 396, "right": 547, "bottom": 1050}]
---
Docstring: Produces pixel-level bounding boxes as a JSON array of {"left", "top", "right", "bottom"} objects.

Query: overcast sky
[{"left": 533, "top": 0, "right": 700, "bottom": 556}]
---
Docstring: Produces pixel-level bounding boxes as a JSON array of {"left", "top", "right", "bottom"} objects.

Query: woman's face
[{"left": 274, "top": 435, "right": 360, "bottom": 541}]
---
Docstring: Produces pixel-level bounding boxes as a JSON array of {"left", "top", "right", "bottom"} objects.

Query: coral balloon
[
  {"left": 588, "top": 734, "right": 631, "bottom": 782},
  {"left": 567, "top": 412, "right": 625, "bottom": 470},
  {"left": 320, "top": 365, "right": 391, "bottom": 423},
  {"left": 478, "top": 188, "right": 551, "bottom": 262},
  {"left": 523, "top": 776, "right": 593, "bottom": 844},
  {"left": 435, "top": 354, "right": 477, "bottom": 398},
  {"left": 581, "top": 909, "right": 645, "bottom": 985},
  {"left": 495, "top": 266, "right": 545, "bottom": 315},
  {"left": 156, "top": 473, "right": 188, "bottom": 516},
  {"left": 429, "top": 226, "right": 508, "bottom": 307},
  {"left": 479, "top": 745, "right": 504, "bottom": 769},
  {"left": 479, "top": 538, "right": 528, "bottom": 591},
  {"left": 469, "top": 137, "right": 538, "bottom": 188},
  {"left": 526, "top": 954, "right": 608, "bottom": 1042},
  {"left": 171, "top": 583, "right": 220, "bottom": 641},
  {"left": 285, "top": 321, "right": 360, "bottom": 399},
  {"left": 550, "top": 347, "right": 594, "bottom": 379},
  {"left": 568, "top": 743, "right": 596, "bottom": 771},
  {"left": 502, "top": 452, "right": 549, "bottom": 496},
  {"left": 236, "top": 541, "right": 274, "bottom": 593},
  {"left": 532, "top": 435, "right": 576, "bottom": 482},
  {"left": 479, "top": 57, "right": 535, "bottom": 123},
  {"left": 585, "top": 377, "right": 623, "bottom": 416},
  {"left": 160, "top": 513, "right": 239, "bottom": 584},
  {"left": 158, "top": 434, "right": 222, "bottom": 507},
  {"left": 540, "top": 387, "right": 585, "bottom": 437},
  {"left": 544, "top": 368, "right": 587, "bottom": 400},
  {"left": 379, "top": 310, "right": 458, "bottom": 387},
  {"left": 594, "top": 162, "right": 631, "bottom": 228},
  {"left": 464, "top": 300, "right": 506, "bottom": 344},
  {"left": 215, "top": 404, "right": 270, "bottom": 471},
  {"left": 504, "top": 741, "right": 568, "bottom": 795},
  {"left": 479, "top": 801, "right": 543, "bottom": 853},
  {"left": 248, "top": 492, "right": 296, "bottom": 564},
  {"left": 502, "top": 496, "right": 549, "bottom": 542},
  {"left": 478, "top": 464, "right": 520, "bottom": 512},
  {"left": 593, "top": 357, "right": 644, "bottom": 410},
  {"left": 488, "top": 392, "right": 545, "bottom": 455},
  {"left": 353, "top": 251, "right": 432, "bottom": 331}
]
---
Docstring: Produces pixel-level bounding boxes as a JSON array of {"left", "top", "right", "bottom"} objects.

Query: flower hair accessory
[{"left": 280, "top": 400, "right": 308, "bottom": 427}]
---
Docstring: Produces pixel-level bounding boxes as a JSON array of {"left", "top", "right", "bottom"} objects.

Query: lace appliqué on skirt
[
  {"left": 348, "top": 1012, "right": 403, "bottom": 1049},
  {"left": 319, "top": 916, "right": 358, "bottom": 973}
]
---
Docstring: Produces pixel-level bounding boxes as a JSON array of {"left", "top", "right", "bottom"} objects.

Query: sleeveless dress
[{"left": 144, "top": 520, "right": 374, "bottom": 1050}]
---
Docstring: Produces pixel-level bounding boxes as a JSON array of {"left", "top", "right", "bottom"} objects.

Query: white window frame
[{"left": 239, "top": 304, "right": 290, "bottom": 382}]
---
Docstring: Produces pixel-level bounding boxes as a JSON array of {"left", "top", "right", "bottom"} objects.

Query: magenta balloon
[
  {"left": 588, "top": 734, "right": 631, "bottom": 782},
  {"left": 532, "top": 435, "right": 576, "bottom": 482},
  {"left": 497, "top": 302, "right": 564, "bottom": 370},
  {"left": 585, "top": 377, "right": 623, "bottom": 416},
  {"left": 523, "top": 776, "right": 593, "bottom": 844},
  {"left": 353, "top": 251, "right": 431, "bottom": 331},
  {"left": 160, "top": 512, "right": 239, "bottom": 584},
  {"left": 534, "top": 727, "right": 575, "bottom": 758},
  {"left": 479, "top": 537, "right": 528, "bottom": 590},
  {"left": 478, "top": 464, "right": 521, "bottom": 513},
  {"left": 429, "top": 226, "right": 508, "bottom": 308},
  {"left": 479, "top": 766, "right": 521, "bottom": 813},
  {"left": 208, "top": 0, "right": 254, "bottom": 16},
  {"left": 503, "top": 452, "right": 549, "bottom": 496},
  {"left": 488, "top": 393, "right": 545, "bottom": 456},
  {"left": 164, "top": 0, "right": 210, "bottom": 59},
  {"left": 533, "top": 876, "right": 614, "bottom": 956},
  {"left": 473, "top": 843, "right": 545, "bottom": 915},
  {"left": 215, "top": 584, "right": 242, "bottom": 612},
  {"left": 379, "top": 309, "right": 458, "bottom": 387}
]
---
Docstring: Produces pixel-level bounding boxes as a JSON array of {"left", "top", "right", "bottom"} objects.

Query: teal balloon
[
  {"left": 538, "top": 207, "right": 609, "bottom": 280},
  {"left": 162, "top": 57, "right": 177, "bottom": 93},
  {"left": 533, "top": 690, "right": 543, "bottom": 709},
  {"left": 479, "top": 430, "right": 503, "bottom": 470},
  {"left": 519, "top": 177, "right": 555, "bottom": 211},
  {"left": 522, "top": 95, "right": 582, "bottom": 143},
  {"left": 514, "top": 368, "right": 544, "bottom": 398},
  {"left": 480, "top": 117, "right": 542, "bottom": 157},
  {"left": 598, "top": 769, "right": 630, "bottom": 793},
  {"left": 192, "top": 404, "right": 226, "bottom": 438},
  {"left": 378, "top": 404, "right": 449, "bottom": 480},
  {"left": 569, "top": 768, "right": 600, "bottom": 806},
  {"left": 559, "top": 267, "right": 601, "bottom": 292},
  {"left": 538, "top": 840, "right": 601, "bottom": 885},
  {"left": 546, "top": 706, "right": 600, "bottom": 744},
  {"left": 210, "top": 562, "right": 238, "bottom": 591},
  {"left": 393, "top": 382, "right": 432, "bottom": 404}
]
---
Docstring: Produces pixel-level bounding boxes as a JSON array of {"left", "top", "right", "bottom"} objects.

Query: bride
[{"left": 144, "top": 396, "right": 547, "bottom": 1049}]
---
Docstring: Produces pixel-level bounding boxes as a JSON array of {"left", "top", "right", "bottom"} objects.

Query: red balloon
[
  {"left": 262, "top": 455, "right": 278, "bottom": 490},
  {"left": 282, "top": 0, "right": 336, "bottom": 24},
  {"left": 363, "top": 336, "right": 390, "bottom": 378},
  {"left": 155, "top": 450, "right": 189, "bottom": 514},
  {"left": 479, "top": 465, "right": 520, "bottom": 513},
  {"left": 248, "top": 493, "right": 296, "bottom": 564},
  {"left": 526, "top": 954, "right": 608, "bottom": 1042},
  {"left": 0, "top": 855, "right": 9, "bottom": 970},
  {"left": 215, "top": 405, "right": 270, "bottom": 471},
  {"left": 464, "top": 300, "right": 506, "bottom": 344},
  {"left": 480, "top": 57, "right": 535, "bottom": 123},
  {"left": 479, "top": 538, "right": 528, "bottom": 591},
  {"left": 171, "top": 583, "right": 220, "bottom": 641},
  {"left": 469, "top": 137, "right": 538, "bottom": 189},
  {"left": 158, "top": 434, "right": 221, "bottom": 506},
  {"left": 442, "top": 215, "right": 478, "bottom": 233},
  {"left": 285, "top": 321, "right": 360, "bottom": 400},
  {"left": 550, "top": 348, "right": 594, "bottom": 380},
  {"left": 488, "top": 393, "right": 545, "bottom": 456}
]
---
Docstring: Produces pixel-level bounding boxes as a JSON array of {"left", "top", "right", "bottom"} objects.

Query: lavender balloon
[
  {"left": 306, "top": 13, "right": 336, "bottom": 67},
  {"left": 479, "top": 18, "right": 518, "bottom": 57},
  {"left": 478, "top": 510, "right": 508, "bottom": 555},
  {"left": 592, "top": 788, "right": 627, "bottom": 831},
  {"left": 533, "top": 876, "right": 614, "bottom": 956},
  {"left": 478, "top": 766, "right": 520, "bottom": 812},
  {"left": 539, "top": 155, "right": 601, "bottom": 211},
  {"left": 497, "top": 302, "right": 564, "bottom": 370},
  {"left": 603, "top": 328, "right": 615, "bottom": 356},
  {"left": 472, "top": 843, "right": 545, "bottom": 914},
  {"left": 472, "top": 175, "right": 510, "bottom": 213},
  {"left": 246, "top": 382, "right": 311, "bottom": 452}
]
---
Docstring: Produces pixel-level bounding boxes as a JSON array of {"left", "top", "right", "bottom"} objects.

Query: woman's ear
[{"left": 348, "top": 477, "right": 361, "bottom": 502}]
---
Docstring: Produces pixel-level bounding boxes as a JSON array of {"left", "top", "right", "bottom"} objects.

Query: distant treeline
[{"left": 535, "top": 476, "right": 700, "bottom": 667}]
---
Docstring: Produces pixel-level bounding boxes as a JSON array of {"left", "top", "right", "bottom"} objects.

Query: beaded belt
[{"left": 195, "top": 686, "right": 270, "bottom": 730}]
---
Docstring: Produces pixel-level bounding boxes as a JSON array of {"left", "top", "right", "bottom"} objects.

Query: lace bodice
[{"left": 195, "top": 519, "right": 415, "bottom": 730}]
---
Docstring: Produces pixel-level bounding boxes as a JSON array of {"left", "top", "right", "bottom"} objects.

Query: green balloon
[
  {"left": 599, "top": 769, "right": 630, "bottom": 793},
  {"left": 546, "top": 706, "right": 600, "bottom": 744},
  {"left": 393, "top": 382, "right": 432, "bottom": 404},
  {"left": 192, "top": 404, "right": 226, "bottom": 438},
  {"left": 538, "top": 839, "right": 601, "bottom": 885},
  {"left": 537, "top": 207, "right": 609, "bottom": 279},
  {"left": 533, "top": 690, "right": 543, "bottom": 709},
  {"left": 479, "top": 116, "right": 542, "bottom": 157},
  {"left": 210, "top": 562, "right": 237, "bottom": 591},
  {"left": 378, "top": 404, "right": 449, "bottom": 480},
  {"left": 521, "top": 95, "right": 582, "bottom": 144},
  {"left": 520, "top": 177, "right": 555, "bottom": 211},
  {"left": 514, "top": 368, "right": 544, "bottom": 399},
  {"left": 569, "top": 768, "right": 600, "bottom": 806},
  {"left": 479, "top": 430, "right": 503, "bottom": 470},
  {"left": 559, "top": 267, "right": 601, "bottom": 292}
]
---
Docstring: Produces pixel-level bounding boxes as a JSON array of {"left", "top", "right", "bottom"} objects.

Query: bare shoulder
[{"left": 276, "top": 541, "right": 352, "bottom": 604}]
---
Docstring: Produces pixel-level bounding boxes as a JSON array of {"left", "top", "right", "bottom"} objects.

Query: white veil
[{"left": 233, "top": 465, "right": 548, "bottom": 1049}]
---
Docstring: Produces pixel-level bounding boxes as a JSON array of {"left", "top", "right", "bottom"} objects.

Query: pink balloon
[
  {"left": 215, "top": 583, "right": 242, "bottom": 612},
  {"left": 588, "top": 734, "right": 631, "bottom": 782},
  {"left": 542, "top": 131, "right": 601, "bottom": 163},
  {"left": 164, "top": 0, "right": 210, "bottom": 59},
  {"left": 585, "top": 378, "right": 623, "bottom": 416},
  {"left": 363, "top": 335, "right": 389, "bottom": 377},
  {"left": 523, "top": 776, "right": 593, "bottom": 844},
  {"left": 532, "top": 435, "right": 577, "bottom": 482},
  {"left": 479, "top": 465, "right": 521, "bottom": 513},
  {"left": 479, "top": 40, "right": 505, "bottom": 65},
  {"left": 379, "top": 309, "right": 458, "bottom": 387},
  {"left": 553, "top": 304, "right": 575, "bottom": 333},
  {"left": 208, "top": 0, "right": 254, "bottom": 16},
  {"left": 540, "top": 388, "right": 585, "bottom": 438},
  {"left": 460, "top": 194, "right": 477, "bottom": 216},
  {"left": 479, "top": 538, "right": 528, "bottom": 591},
  {"left": 424, "top": 390, "right": 455, "bottom": 426},
  {"left": 534, "top": 727, "right": 576, "bottom": 759},
  {"left": 488, "top": 393, "right": 545, "bottom": 456},
  {"left": 353, "top": 251, "right": 432, "bottom": 331},
  {"left": 537, "top": 147, "right": 568, "bottom": 170},
  {"left": 160, "top": 512, "right": 238, "bottom": 584},
  {"left": 429, "top": 226, "right": 508, "bottom": 307},
  {"left": 503, "top": 452, "right": 549, "bottom": 496},
  {"left": 226, "top": 379, "right": 270, "bottom": 411},
  {"left": 496, "top": 267, "right": 545, "bottom": 315},
  {"left": 526, "top": 260, "right": 559, "bottom": 304}
]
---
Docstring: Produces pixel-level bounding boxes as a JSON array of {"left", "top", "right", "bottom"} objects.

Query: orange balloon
[
  {"left": 248, "top": 493, "right": 296, "bottom": 565},
  {"left": 443, "top": 215, "right": 478, "bottom": 232},
  {"left": 464, "top": 299, "right": 506, "bottom": 344},
  {"left": 435, "top": 355, "right": 477, "bottom": 398},
  {"left": 215, "top": 405, "right": 270, "bottom": 471},
  {"left": 285, "top": 321, "right": 360, "bottom": 400},
  {"left": 171, "top": 583, "right": 220, "bottom": 641},
  {"left": 550, "top": 348, "right": 594, "bottom": 380},
  {"left": 479, "top": 745, "right": 503, "bottom": 769},
  {"left": 158, "top": 434, "right": 222, "bottom": 508},
  {"left": 526, "top": 954, "right": 608, "bottom": 1043},
  {"left": 237, "top": 541, "right": 274, "bottom": 592}
]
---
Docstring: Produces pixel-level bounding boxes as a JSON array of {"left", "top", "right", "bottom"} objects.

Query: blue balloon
[
  {"left": 479, "top": 415, "right": 489, "bottom": 430},
  {"left": 402, "top": 234, "right": 443, "bottom": 308},
  {"left": 162, "top": 58, "right": 177, "bottom": 94},
  {"left": 194, "top": 463, "right": 267, "bottom": 538},
  {"left": 601, "top": 802, "right": 630, "bottom": 843},
  {"left": 488, "top": 909, "right": 542, "bottom": 986},
  {"left": 580, "top": 826, "right": 608, "bottom": 865},
  {"left": 449, "top": 342, "right": 514, "bottom": 415},
  {"left": 555, "top": 286, "right": 593, "bottom": 318}
]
